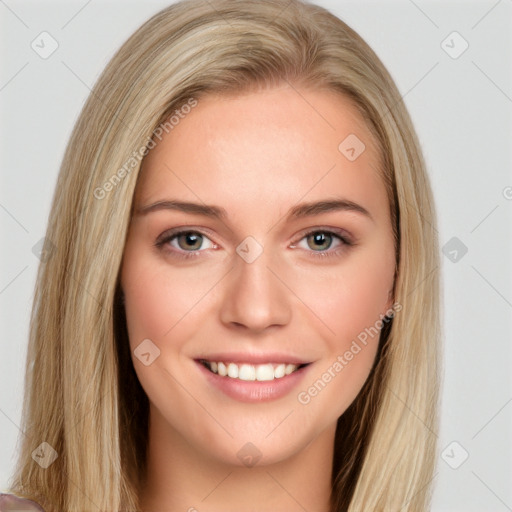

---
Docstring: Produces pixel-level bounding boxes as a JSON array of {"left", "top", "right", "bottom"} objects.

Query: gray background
[{"left": 1, "top": 1, "right": 511, "bottom": 510}]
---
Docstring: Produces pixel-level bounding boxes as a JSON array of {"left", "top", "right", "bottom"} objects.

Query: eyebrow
[{"left": 136, "top": 198, "right": 373, "bottom": 222}]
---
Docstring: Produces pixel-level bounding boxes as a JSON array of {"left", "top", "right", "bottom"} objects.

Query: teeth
[
  {"left": 238, "top": 364, "right": 256, "bottom": 381},
  {"left": 274, "top": 364, "right": 285, "bottom": 378},
  {"left": 285, "top": 364, "right": 295, "bottom": 375},
  {"left": 217, "top": 362, "right": 227, "bottom": 376},
  {"left": 255, "top": 364, "right": 274, "bottom": 381},
  {"left": 227, "top": 363, "right": 239, "bottom": 378},
  {"left": 203, "top": 360, "right": 301, "bottom": 380}
]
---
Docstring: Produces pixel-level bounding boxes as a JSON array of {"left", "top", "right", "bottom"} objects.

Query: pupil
[
  {"left": 180, "top": 232, "right": 201, "bottom": 250},
  {"left": 309, "top": 232, "right": 331, "bottom": 251}
]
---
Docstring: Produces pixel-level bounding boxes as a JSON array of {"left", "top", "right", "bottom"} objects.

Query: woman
[{"left": 1, "top": 0, "right": 441, "bottom": 510}]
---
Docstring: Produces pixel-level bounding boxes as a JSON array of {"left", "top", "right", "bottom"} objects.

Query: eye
[
  {"left": 291, "top": 228, "right": 353, "bottom": 259},
  {"left": 171, "top": 231, "right": 214, "bottom": 251},
  {"left": 304, "top": 231, "right": 338, "bottom": 251},
  {"left": 155, "top": 227, "right": 354, "bottom": 261},
  {"left": 155, "top": 229, "right": 216, "bottom": 259}
]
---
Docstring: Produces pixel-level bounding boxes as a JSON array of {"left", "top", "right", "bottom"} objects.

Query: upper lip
[{"left": 195, "top": 352, "right": 311, "bottom": 365}]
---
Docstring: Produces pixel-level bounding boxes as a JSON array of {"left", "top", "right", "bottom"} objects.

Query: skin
[{"left": 120, "top": 83, "right": 396, "bottom": 512}]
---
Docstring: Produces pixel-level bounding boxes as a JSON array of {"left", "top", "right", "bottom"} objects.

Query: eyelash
[{"left": 154, "top": 227, "right": 354, "bottom": 261}]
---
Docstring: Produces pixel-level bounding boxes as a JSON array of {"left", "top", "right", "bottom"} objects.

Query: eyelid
[
  {"left": 155, "top": 226, "right": 217, "bottom": 246},
  {"left": 154, "top": 228, "right": 217, "bottom": 260},
  {"left": 292, "top": 226, "right": 354, "bottom": 245}
]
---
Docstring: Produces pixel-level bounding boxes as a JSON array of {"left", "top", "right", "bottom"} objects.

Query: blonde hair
[{"left": 9, "top": 0, "right": 441, "bottom": 510}]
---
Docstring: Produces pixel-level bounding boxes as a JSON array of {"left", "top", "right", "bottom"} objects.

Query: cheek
[
  {"left": 293, "top": 267, "right": 391, "bottom": 421},
  {"left": 291, "top": 242, "right": 394, "bottom": 413},
  {"left": 121, "top": 244, "right": 212, "bottom": 348},
  {"left": 121, "top": 241, "right": 185, "bottom": 356},
  {"left": 122, "top": 261, "right": 171, "bottom": 347},
  {"left": 123, "top": 285, "right": 165, "bottom": 349},
  {"left": 295, "top": 248, "right": 393, "bottom": 347}
]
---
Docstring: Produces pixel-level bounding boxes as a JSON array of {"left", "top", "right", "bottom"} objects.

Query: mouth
[{"left": 198, "top": 359, "right": 311, "bottom": 382}]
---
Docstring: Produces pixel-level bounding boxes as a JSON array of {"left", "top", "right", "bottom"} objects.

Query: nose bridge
[{"left": 219, "top": 237, "right": 291, "bottom": 331}]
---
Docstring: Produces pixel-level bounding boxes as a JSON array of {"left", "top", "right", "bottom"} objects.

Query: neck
[{"left": 139, "top": 406, "right": 335, "bottom": 512}]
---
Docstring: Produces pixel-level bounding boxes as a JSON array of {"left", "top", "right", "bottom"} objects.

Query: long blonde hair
[{"left": 9, "top": 0, "right": 441, "bottom": 510}]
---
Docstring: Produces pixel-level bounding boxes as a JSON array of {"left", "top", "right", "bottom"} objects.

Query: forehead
[{"left": 134, "top": 85, "right": 387, "bottom": 224}]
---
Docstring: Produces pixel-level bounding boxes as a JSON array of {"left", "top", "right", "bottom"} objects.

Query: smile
[{"left": 199, "top": 360, "right": 309, "bottom": 381}]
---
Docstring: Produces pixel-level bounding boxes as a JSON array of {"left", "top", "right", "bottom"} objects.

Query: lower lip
[{"left": 195, "top": 361, "right": 311, "bottom": 403}]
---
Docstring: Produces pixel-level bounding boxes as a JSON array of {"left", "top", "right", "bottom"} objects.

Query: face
[{"left": 120, "top": 84, "right": 396, "bottom": 467}]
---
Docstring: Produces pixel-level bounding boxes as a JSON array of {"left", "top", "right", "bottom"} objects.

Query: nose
[{"left": 219, "top": 243, "right": 292, "bottom": 333}]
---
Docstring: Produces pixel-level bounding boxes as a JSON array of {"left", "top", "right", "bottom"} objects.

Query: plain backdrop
[{"left": 1, "top": 1, "right": 511, "bottom": 510}]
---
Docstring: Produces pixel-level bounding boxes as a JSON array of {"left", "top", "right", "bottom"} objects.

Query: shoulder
[{"left": 0, "top": 492, "right": 45, "bottom": 511}]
